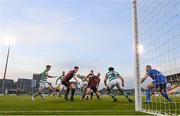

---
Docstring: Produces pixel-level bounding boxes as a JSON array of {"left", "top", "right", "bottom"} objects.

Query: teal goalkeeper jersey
[
  {"left": 39, "top": 70, "right": 49, "bottom": 84},
  {"left": 105, "top": 71, "right": 120, "bottom": 82}
]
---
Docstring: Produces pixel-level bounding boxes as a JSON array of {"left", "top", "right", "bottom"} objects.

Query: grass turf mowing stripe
[{"left": 0, "top": 96, "right": 179, "bottom": 115}]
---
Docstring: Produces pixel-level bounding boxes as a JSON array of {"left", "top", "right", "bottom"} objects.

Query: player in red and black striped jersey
[
  {"left": 62, "top": 66, "right": 80, "bottom": 101},
  {"left": 85, "top": 73, "right": 101, "bottom": 100},
  {"left": 81, "top": 70, "right": 94, "bottom": 100},
  {"left": 87, "top": 70, "right": 94, "bottom": 79},
  {"left": 87, "top": 70, "right": 95, "bottom": 99}
]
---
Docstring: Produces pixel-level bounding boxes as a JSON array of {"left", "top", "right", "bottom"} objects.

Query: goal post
[
  {"left": 132, "top": 0, "right": 180, "bottom": 115},
  {"left": 132, "top": 0, "right": 142, "bottom": 112}
]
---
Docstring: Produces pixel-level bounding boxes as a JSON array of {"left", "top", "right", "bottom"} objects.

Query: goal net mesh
[{"left": 136, "top": 0, "right": 180, "bottom": 115}]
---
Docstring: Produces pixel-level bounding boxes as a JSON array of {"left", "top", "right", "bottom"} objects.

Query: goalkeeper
[{"left": 141, "top": 65, "right": 172, "bottom": 104}]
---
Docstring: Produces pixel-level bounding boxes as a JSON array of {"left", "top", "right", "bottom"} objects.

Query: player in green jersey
[
  {"left": 32, "top": 65, "right": 57, "bottom": 101},
  {"left": 104, "top": 67, "right": 133, "bottom": 103},
  {"left": 77, "top": 74, "right": 88, "bottom": 100},
  {"left": 55, "top": 71, "right": 66, "bottom": 97},
  {"left": 56, "top": 71, "right": 66, "bottom": 85}
]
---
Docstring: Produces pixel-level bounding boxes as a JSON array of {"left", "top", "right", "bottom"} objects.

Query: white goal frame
[
  {"left": 132, "top": 0, "right": 179, "bottom": 115},
  {"left": 132, "top": 0, "right": 142, "bottom": 112}
]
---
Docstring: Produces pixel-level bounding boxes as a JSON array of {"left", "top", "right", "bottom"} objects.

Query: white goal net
[{"left": 133, "top": 0, "right": 180, "bottom": 115}]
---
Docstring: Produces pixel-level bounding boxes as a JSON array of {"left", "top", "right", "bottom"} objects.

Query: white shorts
[
  {"left": 81, "top": 81, "right": 88, "bottom": 88},
  {"left": 108, "top": 79, "right": 121, "bottom": 89},
  {"left": 39, "top": 83, "right": 46, "bottom": 93}
]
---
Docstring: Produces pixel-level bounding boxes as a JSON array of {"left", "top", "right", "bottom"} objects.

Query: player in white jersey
[
  {"left": 32, "top": 65, "right": 57, "bottom": 101},
  {"left": 77, "top": 74, "right": 88, "bottom": 100},
  {"left": 77, "top": 74, "right": 88, "bottom": 91},
  {"left": 56, "top": 71, "right": 66, "bottom": 85},
  {"left": 55, "top": 71, "right": 67, "bottom": 97},
  {"left": 104, "top": 67, "right": 133, "bottom": 103}
]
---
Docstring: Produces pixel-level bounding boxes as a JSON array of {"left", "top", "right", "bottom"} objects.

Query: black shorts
[
  {"left": 156, "top": 83, "right": 166, "bottom": 92},
  {"left": 62, "top": 81, "right": 71, "bottom": 87},
  {"left": 55, "top": 90, "right": 60, "bottom": 92},
  {"left": 91, "top": 87, "right": 97, "bottom": 92}
]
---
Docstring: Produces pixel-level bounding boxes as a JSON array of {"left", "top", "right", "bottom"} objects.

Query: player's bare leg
[
  {"left": 33, "top": 92, "right": 44, "bottom": 100},
  {"left": 52, "top": 91, "right": 56, "bottom": 97},
  {"left": 33, "top": 92, "right": 40, "bottom": 98},
  {"left": 81, "top": 87, "right": 87, "bottom": 100},
  {"left": 32, "top": 92, "right": 39, "bottom": 100},
  {"left": 68, "top": 83, "right": 76, "bottom": 101},
  {"left": 59, "top": 85, "right": 65, "bottom": 98},
  {"left": 85, "top": 88, "right": 91, "bottom": 100},
  {"left": 64, "top": 88, "right": 70, "bottom": 101},
  {"left": 81, "top": 93, "right": 86, "bottom": 100},
  {"left": 85, "top": 89, "right": 90, "bottom": 100},
  {"left": 57, "top": 92, "right": 60, "bottom": 97},
  {"left": 81, "top": 93, "right": 85, "bottom": 100},
  {"left": 95, "top": 91, "right": 101, "bottom": 100},
  {"left": 90, "top": 92, "right": 93, "bottom": 99},
  {"left": 39, "top": 93, "right": 45, "bottom": 100},
  {"left": 32, "top": 87, "right": 45, "bottom": 100},
  {"left": 116, "top": 83, "right": 133, "bottom": 102},
  {"left": 80, "top": 82, "right": 88, "bottom": 100},
  {"left": 106, "top": 86, "right": 117, "bottom": 103}
]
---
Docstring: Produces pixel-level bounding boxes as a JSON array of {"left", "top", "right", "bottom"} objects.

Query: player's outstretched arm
[
  {"left": 98, "top": 78, "right": 100, "bottom": 87},
  {"left": 77, "top": 74, "right": 83, "bottom": 79},
  {"left": 118, "top": 76, "right": 124, "bottom": 87},
  {"left": 55, "top": 77, "right": 60, "bottom": 85},
  {"left": 141, "top": 74, "right": 148, "bottom": 83},
  {"left": 86, "top": 75, "right": 90, "bottom": 82},
  {"left": 73, "top": 76, "right": 80, "bottom": 85},
  {"left": 48, "top": 75, "right": 58, "bottom": 78},
  {"left": 84, "top": 76, "right": 88, "bottom": 81},
  {"left": 104, "top": 75, "right": 108, "bottom": 87}
]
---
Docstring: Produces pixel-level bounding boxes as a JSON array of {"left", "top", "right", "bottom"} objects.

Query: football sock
[
  {"left": 123, "top": 91, "right": 128, "bottom": 98},
  {"left": 146, "top": 88, "right": 151, "bottom": 103},
  {"left": 108, "top": 91, "right": 116, "bottom": 100},
  {"left": 71, "top": 89, "right": 75, "bottom": 100},
  {"left": 91, "top": 92, "right": 93, "bottom": 99},
  {"left": 81, "top": 93, "right": 86, "bottom": 99},
  {"left": 161, "top": 91, "right": 171, "bottom": 101},
  {"left": 97, "top": 95, "right": 100, "bottom": 99},
  {"left": 65, "top": 88, "right": 70, "bottom": 97}
]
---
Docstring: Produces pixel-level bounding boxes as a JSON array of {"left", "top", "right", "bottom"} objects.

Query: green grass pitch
[{"left": 0, "top": 95, "right": 179, "bottom": 115}]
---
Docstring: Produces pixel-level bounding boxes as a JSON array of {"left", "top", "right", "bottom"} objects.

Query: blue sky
[{"left": 0, "top": 0, "right": 135, "bottom": 89}]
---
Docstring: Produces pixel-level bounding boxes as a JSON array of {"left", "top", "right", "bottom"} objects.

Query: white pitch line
[
  {"left": 0, "top": 110, "right": 135, "bottom": 113},
  {"left": 0, "top": 109, "right": 179, "bottom": 113}
]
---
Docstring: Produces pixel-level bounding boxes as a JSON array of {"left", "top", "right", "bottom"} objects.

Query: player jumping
[
  {"left": 141, "top": 65, "right": 172, "bottom": 104},
  {"left": 104, "top": 67, "right": 133, "bottom": 103},
  {"left": 32, "top": 65, "right": 57, "bottom": 100},
  {"left": 62, "top": 66, "right": 80, "bottom": 101}
]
